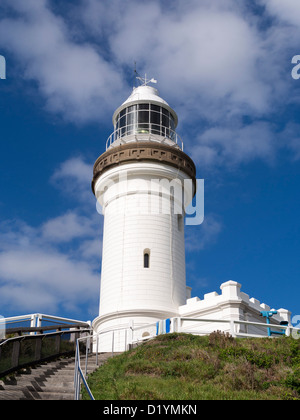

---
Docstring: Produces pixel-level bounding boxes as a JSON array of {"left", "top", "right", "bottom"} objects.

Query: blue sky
[{"left": 0, "top": 0, "right": 299, "bottom": 323}]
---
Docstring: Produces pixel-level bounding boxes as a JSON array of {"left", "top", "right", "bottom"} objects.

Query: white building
[{"left": 92, "top": 79, "right": 291, "bottom": 351}]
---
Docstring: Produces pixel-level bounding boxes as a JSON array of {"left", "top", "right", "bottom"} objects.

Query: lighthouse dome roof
[
  {"left": 112, "top": 85, "right": 178, "bottom": 127},
  {"left": 122, "top": 85, "right": 169, "bottom": 107}
]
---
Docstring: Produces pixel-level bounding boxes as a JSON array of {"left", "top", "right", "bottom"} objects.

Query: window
[
  {"left": 138, "top": 111, "right": 149, "bottom": 127},
  {"left": 144, "top": 253, "right": 149, "bottom": 268},
  {"left": 177, "top": 214, "right": 183, "bottom": 232},
  {"left": 143, "top": 249, "right": 150, "bottom": 268},
  {"left": 115, "top": 105, "right": 176, "bottom": 141}
]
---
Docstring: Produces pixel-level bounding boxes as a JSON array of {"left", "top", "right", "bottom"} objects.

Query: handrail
[
  {"left": 0, "top": 328, "right": 89, "bottom": 347},
  {"left": 5, "top": 323, "right": 88, "bottom": 336},
  {"left": 177, "top": 317, "right": 300, "bottom": 338},
  {"left": 106, "top": 124, "right": 184, "bottom": 151},
  {"left": 1, "top": 313, "right": 90, "bottom": 330},
  {"left": 0, "top": 327, "right": 91, "bottom": 377},
  {"left": 74, "top": 336, "right": 95, "bottom": 401},
  {"left": 74, "top": 329, "right": 121, "bottom": 400}
]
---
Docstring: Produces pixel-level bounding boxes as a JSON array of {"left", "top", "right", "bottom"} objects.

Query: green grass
[{"left": 83, "top": 332, "right": 300, "bottom": 400}]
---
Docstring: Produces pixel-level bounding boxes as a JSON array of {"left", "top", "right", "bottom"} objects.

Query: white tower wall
[{"left": 93, "top": 162, "right": 191, "bottom": 350}]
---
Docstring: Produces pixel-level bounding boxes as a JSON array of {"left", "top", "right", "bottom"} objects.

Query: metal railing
[
  {"left": 74, "top": 323, "right": 164, "bottom": 400},
  {"left": 106, "top": 124, "right": 184, "bottom": 151},
  {"left": 74, "top": 328, "right": 127, "bottom": 400},
  {"left": 0, "top": 313, "right": 91, "bottom": 377},
  {"left": 174, "top": 317, "right": 300, "bottom": 339},
  {"left": 0, "top": 328, "right": 91, "bottom": 377},
  {"left": 2, "top": 313, "right": 90, "bottom": 332},
  {"left": 74, "top": 335, "right": 95, "bottom": 401}
]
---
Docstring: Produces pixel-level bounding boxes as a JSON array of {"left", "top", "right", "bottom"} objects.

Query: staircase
[{"left": 0, "top": 353, "right": 111, "bottom": 400}]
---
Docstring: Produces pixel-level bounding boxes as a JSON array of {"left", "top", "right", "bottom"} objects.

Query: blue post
[
  {"left": 265, "top": 314, "right": 271, "bottom": 337},
  {"left": 165, "top": 318, "right": 171, "bottom": 334},
  {"left": 260, "top": 311, "right": 285, "bottom": 336}
]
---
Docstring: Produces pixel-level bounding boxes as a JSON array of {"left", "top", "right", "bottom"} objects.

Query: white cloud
[
  {"left": 50, "top": 156, "right": 94, "bottom": 203},
  {"left": 0, "top": 156, "right": 103, "bottom": 318},
  {"left": 0, "top": 0, "right": 294, "bottom": 125},
  {"left": 101, "top": 0, "right": 269, "bottom": 117},
  {"left": 0, "top": 284, "right": 58, "bottom": 313},
  {"left": 0, "top": 248, "right": 99, "bottom": 314},
  {"left": 0, "top": 0, "right": 125, "bottom": 123},
  {"left": 260, "top": 0, "right": 300, "bottom": 27},
  {"left": 192, "top": 121, "right": 276, "bottom": 169},
  {"left": 78, "top": 238, "right": 102, "bottom": 262},
  {"left": 77, "top": 0, "right": 300, "bottom": 168},
  {"left": 51, "top": 157, "right": 91, "bottom": 184},
  {"left": 0, "top": 212, "right": 101, "bottom": 317},
  {"left": 0, "top": 0, "right": 299, "bottom": 169},
  {"left": 185, "top": 214, "right": 222, "bottom": 252},
  {"left": 41, "top": 212, "right": 96, "bottom": 243}
]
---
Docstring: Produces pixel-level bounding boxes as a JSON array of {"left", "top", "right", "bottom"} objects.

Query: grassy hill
[{"left": 83, "top": 332, "right": 300, "bottom": 400}]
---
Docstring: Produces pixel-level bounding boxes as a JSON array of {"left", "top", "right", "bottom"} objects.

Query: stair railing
[
  {"left": 0, "top": 326, "right": 91, "bottom": 377},
  {"left": 74, "top": 335, "right": 95, "bottom": 400}
]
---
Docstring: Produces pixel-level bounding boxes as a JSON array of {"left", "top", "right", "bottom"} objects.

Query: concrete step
[
  {"left": 34, "top": 392, "right": 74, "bottom": 400},
  {"left": 0, "top": 352, "right": 115, "bottom": 400},
  {"left": 0, "top": 390, "right": 35, "bottom": 400},
  {"left": 31, "top": 377, "right": 74, "bottom": 385},
  {"left": 0, "top": 384, "right": 44, "bottom": 394}
]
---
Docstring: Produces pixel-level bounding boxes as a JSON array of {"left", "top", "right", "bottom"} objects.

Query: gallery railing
[{"left": 106, "top": 123, "right": 184, "bottom": 151}]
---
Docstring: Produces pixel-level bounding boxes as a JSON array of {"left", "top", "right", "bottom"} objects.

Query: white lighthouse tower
[{"left": 92, "top": 77, "right": 196, "bottom": 350}]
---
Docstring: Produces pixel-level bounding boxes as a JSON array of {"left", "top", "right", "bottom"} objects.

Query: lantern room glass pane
[
  {"left": 115, "top": 105, "right": 176, "bottom": 141},
  {"left": 139, "top": 103, "right": 149, "bottom": 110},
  {"left": 162, "top": 113, "right": 169, "bottom": 128},
  {"left": 151, "top": 104, "right": 160, "bottom": 112},
  {"left": 119, "top": 115, "right": 126, "bottom": 128},
  {"left": 128, "top": 105, "right": 137, "bottom": 113},
  {"left": 150, "top": 110, "right": 160, "bottom": 125},
  {"left": 170, "top": 117, "right": 175, "bottom": 132},
  {"left": 162, "top": 108, "right": 169, "bottom": 117},
  {"left": 138, "top": 111, "right": 149, "bottom": 124},
  {"left": 127, "top": 111, "right": 136, "bottom": 128}
]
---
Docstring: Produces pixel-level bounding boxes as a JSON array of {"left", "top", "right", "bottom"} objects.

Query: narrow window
[
  {"left": 177, "top": 214, "right": 183, "bottom": 232},
  {"left": 144, "top": 249, "right": 150, "bottom": 268}
]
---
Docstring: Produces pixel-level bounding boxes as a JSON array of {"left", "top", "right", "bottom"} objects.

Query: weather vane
[
  {"left": 136, "top": 73, "right": 157, "bottom": 86},
  {"left": 133, "top": 62, "right": 157, "bottom": 87}
]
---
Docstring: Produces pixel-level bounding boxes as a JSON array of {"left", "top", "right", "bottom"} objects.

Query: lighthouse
[{"left": 92, "top": 77, "right": 196, "bottom": 350}]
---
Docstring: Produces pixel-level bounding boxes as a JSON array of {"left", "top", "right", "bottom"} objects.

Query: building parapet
[{"left": 180, "top": 280, "right": 291, "bottom": 326}]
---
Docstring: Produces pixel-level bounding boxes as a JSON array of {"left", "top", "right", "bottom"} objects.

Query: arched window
[{"left": 144, "top": 249, "right": 150, "bottom": 268}]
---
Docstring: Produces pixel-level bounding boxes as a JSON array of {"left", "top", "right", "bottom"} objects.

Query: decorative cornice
[{"left": 92, "top": 141, "right": 196, "bottom": 195}]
